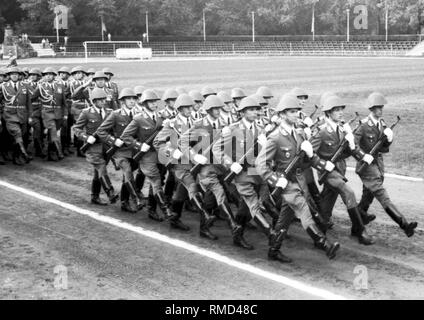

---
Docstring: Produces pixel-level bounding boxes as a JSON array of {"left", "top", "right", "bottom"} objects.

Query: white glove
[
  {"left": 114, "top": 138, "right": 124, "bottom": 147},
  {"left": 140, "top": 143, "right": 150, "bottom": 152},
  {"left": 324, "top": 161, "right": 335, "bottom": 172},
  {"left": 303, "top": 127, "right": 312, "bottom": 139},
  {"left": 362, "top": 154, "right": 374, "bottom": 165},
  {"left": 276, "top": 177, "right": 288, "bottom": 189},
  {"left": 193, "top": 154, "right": 208, "bottom": 165},
  {"left": 87, "top": 135, "right": 96, "bottom": 144},
  {"left": 303, "top": 117, "right": 314, "bottom": 128},
  {"left": 172, "top": 149, "right": 183, "bottom": 160},
  {"left": 384, "top": 128, "right": 393, "bottom": 143},
  {"left": 342, "top": 123, "right": 353, "bottom": 134},
  {"left": 258, "top": 134, "right": 267, "bottom": 146},
  {"left": 230, "top": 162, "right": 243, "bottom": 175},
  {"left": 300, "top": 141, "right": 314, "bottom": 158},
  {"left": 265, "top": 124, "right": 274, "bottom": 132},
  {"left": 345, "top": 132, "right": 355, "bottom": 150}
]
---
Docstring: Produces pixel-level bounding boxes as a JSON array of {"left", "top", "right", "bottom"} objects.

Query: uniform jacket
[
  {"left": 158, "top": 106, "right": 177, "bottom": 120},
  {"left": 0, "top": 80, "right": 32, "bottom": 123},
  {"left": 32, "top": 81, "right": 67, "bottom": 119},
  {"left": 26, "top": 81, "right": 41, "bottom": 117},
  {"left": 96, "top": 108, "right": 134, "bottom": 159}
]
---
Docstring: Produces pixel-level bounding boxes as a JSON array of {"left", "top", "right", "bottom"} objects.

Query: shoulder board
[{"left": 105, "top": 108, "right": 113, "bottom": 112}]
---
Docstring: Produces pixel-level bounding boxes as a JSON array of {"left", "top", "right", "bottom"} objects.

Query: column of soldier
[{"left": 0, "top": 65, "right": 418, "bottom": 264}]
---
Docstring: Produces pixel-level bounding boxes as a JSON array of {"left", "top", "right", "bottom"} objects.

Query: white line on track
[
  {"left": 346, "top": 167, "right": 423, "bottom": 182},
  {"left": 0, "top": 179, "right": 348, "bottom": 300}
]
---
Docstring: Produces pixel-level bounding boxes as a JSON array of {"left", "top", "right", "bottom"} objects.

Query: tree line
[{"left": 1, "top": 0, "right": 424, "bottom": 41}]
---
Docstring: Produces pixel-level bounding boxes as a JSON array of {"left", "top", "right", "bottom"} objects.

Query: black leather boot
[
  {"left": 348, "top": 207, "right": 375, "bottom": 245},
  {"left": 218, "top": 203, "right": 240, "bottom": 231},
  {"left": 53, "top": 141, "right": 64, "bottom": 160},
  {"left": 169, "top": 200, "right": 190, "bottom": 231},
  {"left": 253, "top": 211, "right": 271, "bottom": 237},
  {"left": 384, "top": 203, "right": 418, "bottom": 238},
  {"left": 18, "top": 141, "right": 31, "bottom": 163},
  {"left": 233, "top": 224, "right": 254, "bottom": 250},
  {"left": 192, "top": 192, "right": 217, "bottom": 229},
  {"left": 268, "top": 229, "right": 292, "bottom": 263},
  {"left": 101, "top": 175, "right": 119, "bottom": 204},
  {"left": 155, "top": 190, "right": 174, "bottom": 221},
  {"left": 91, "top": 179, "right": 108, "bottom": 205},
  {"left": 306, "top": 225, "right": 340, "bottom": 260},
  {"left": 122, "top": 181, "right": 139, "bottom": 213},
  {"left": 359, "top": 208, "right": 376, "bottom": 226},
  {"left": 262, "top": 198, "right": 279, "bottom": 228},
  {"left": 13, "top": 143, "right": 26, "bottom": 166}
]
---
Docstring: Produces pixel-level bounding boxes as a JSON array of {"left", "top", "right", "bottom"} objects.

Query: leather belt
[{"left": 5, "top": 105, "right": 26, "bottom": 110}]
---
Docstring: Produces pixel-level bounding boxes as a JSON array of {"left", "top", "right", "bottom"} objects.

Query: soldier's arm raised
[{"left": 71, "top": 81, "right": 91, "bottom": 100}]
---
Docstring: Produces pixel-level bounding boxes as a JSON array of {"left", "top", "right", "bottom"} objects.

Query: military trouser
[
  {"left": 115, "top": 157, "right": 138, "bottom": 203},
  {"left": 358, "top": 162, "right": 391, "bottom": 210},
  {"left": 198, "top": 165, "right": 227, "bottom": 206},
  {"left": 43, "top": 117, "right": 63, "bottom": 143},
  {"left": 320, "top": 170, "right": 357, "bottom": 222},
  {"left": 31, "top": 115, "right": 44, "bottom": 154},
  {"left": 172, "top": 165, "right": 199, "bottom": 201},
  {"left": 138, "top": 150, "right": 164, "bottom": 194},
  {"left": 5, "top": 120, "right": 28, "bottom": 144}
]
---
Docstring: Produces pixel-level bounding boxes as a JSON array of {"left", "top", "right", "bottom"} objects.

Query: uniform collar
[
  {"left": 369, "top": 113, "right": 381, "bottom": 126},
  {"left": 121, "top": 106, "right": 133, "bottom": 117},
  {"left": 280, "top": 120, "right": 295, "bottom": 135},
  {"left": 326, "top": 117, "right": 340, "bottom": 132},
  {"left": 144, "top": 107, "right": 156, "bottom": 120},
  {"left": 206, "top": 115, "right": 219, "bottom": 128},
  {"left": 242, "top": 118, "right": 255, "bottom": 130}
]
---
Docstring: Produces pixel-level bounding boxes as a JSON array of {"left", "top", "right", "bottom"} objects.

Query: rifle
[
  {"left": 80, "top": 133, "right": 99, "bottom": 153},
  {"left": 317, "top": 112, "right": 360, "bottom": 185},
  {"left": 224, "top": 123, "right": 278, "bottom": 184},
  {"left": 270, "top": 126, "right": 322, "bottom": 205},
  {"left": 356, "top": 116, "right": 401, "bottom": 175},
  {"left": 133, "top": 125, "right": 164, "bottom": 162}
]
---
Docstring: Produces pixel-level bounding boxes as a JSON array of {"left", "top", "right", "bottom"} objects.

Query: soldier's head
[
  {"left": 322, "top": 95, "right": 346, "bottom": 123},
  {"left": 249, "top": 94, "right": 268, "bottom": 118},
  {"left": 71, "top": 66, "right": 86, "bottom": 81},
  {"left": 22, "top": 67, "right": 30, "bottom": 80},
  {"left": 58, "top": 67, "right": 70, "bottom": 80},
  {"left": 102, "top": 68, "right": 114, "bottom": 81},
  {"left": 237, "top": 97, "right": 261, "bottom": 123},
  {"left": 92, "top": 72, "right": 108, "bottom": 88},
  {"left": 217, "top": 91, "right": 234, "bottom": 114},
  {"left": 29, "top": 69, "right": 42, "bottom": 82},
  {"left": 118, "top": 88, "right": 137, "bottom": 110},
  {"left": 203, "top": 95, "right": 223, "bottom": 120},
  {"left": 290, "top": 87, "right": 309, "bottom": 108},
  {"left": 7, "top": 67, "right": 21, "bottom": 82},
  {"left": 42, "top": 67, "right": 57, "bottom": 82},
  {"left": 367, "top": 92, "right": 387, "bottom": 119},
  {"left": 134, "top": 86, "right": 146, "bottom": 103},
  {"left": 140, "top": 89, "right": 160, "bottom": 112},
  {"left": 188, "top": 90, "right": 203, "bottom": 112},
  {"left": 175, "top": 94, "right": 194, "bottom": 118},
  {"left": 274, "top": 94, "right": 302, "bottom": 126},
  {"left": 91, "top": 88, "right": 107, "bottom": 109},
  {"left": 231, "top": 88, "right": 247, "bottom": 108},
  {"left": 162, "top": 89, "right": 178, "bottom": 109},
  {"left": 87, "top": 68, "right": 96, "bottom": 78},
  {"left": 256, "top": 86, "right": 274, "bottom": 106}
]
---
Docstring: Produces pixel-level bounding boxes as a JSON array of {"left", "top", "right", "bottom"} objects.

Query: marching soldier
[
  {"left": 188, "top": 90, "right": 204, "bottom": 121},
  {"left": 96, "top": 88, "right": 142, "bottom": 214},
  {"left": 26, "top": 68, "right": 45, "bottom": 158},
  {"left": 212, "top": 96, "right": 273, "bottom": 250},
  {"left": 310, "top": 95, "right": 375, "bottom": 245},
  {"left": 256, "top": 94, "right": 340, "bottom": 262},
  {"left": 103, "top": 67, "right": 119, "bottom": 103},
  {"left": 121, "top": 89, "right": 174, "bottom": 221},
  {"left": 354, "top": 92, "right": 417, "bottom": 237},
  {"left": 230, "top": 87, "right": 246, "bottom": 121},
  {"left": 72, "top": 71, "right": 118, "bottom": 110},
  {"left": 57, "top": 67, "right": 72, "bottom": 156},
  {"left": 69, "top": 66, "right": 88, "bottom": 157},
  {"left": 154, "top": 94, "right": 217, "bottom": 234},
  {"left": 31, "top": 67, "right": 67, "bottom": 161},
  {"left": 73, "top": 88, "right": 118, "bottom": 205},
  {"left": 158, "top": 88, "right": 178, "bottom": 119},
  {"left": 217, "top": 91, "right": 238, "bottom": 125},
  {"left": 134, "top": 86, "right": 146, "bottom": 113},
  {"left": 0, "top": 67, "right": 32, "bottom": 165}
]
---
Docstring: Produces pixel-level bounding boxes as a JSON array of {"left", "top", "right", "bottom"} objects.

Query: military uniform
[
  {"left": 26, "top": 79, "right": 44, "bottom": 157},
  {"left": 56, "top": 77, "right": 72, "bottom": 155},
  {"left": 72, "top": 86, "right": 118, "bottom": 111}
]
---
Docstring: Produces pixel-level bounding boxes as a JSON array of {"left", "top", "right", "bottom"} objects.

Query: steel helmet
[
  {"left": 237, "top": 96, "right": 261, "bottom": 112},
  {"left": 231, "top": 88, "right": 247, "bottom": 100},
  {"left": 366, "top": 92, "right": 387, "bottom": 109},
  {"left": 290, "top": 87, "right": 309, "bottom": 99},
  {"left": 29, "top": 68, "right": 42, "bottom": 77},
  {"left": 134, "top": 86, "right": 146, "bottom": 96},
  {"left": 322, "top": 95, "right": 346, "bottom": 112},
  {"left": 249, "top": 94, "right": 267, "bottom": 106},
  {"left": 188, "top": 90, "right": 204, "bottom": 102},
  {"left": 201, "top": 86, "right": 217, "bottom": 98},
  {"left": 71, "top": 66, "right": 86, "bottom": 75},
  {"left": 58, "top": 66, "right": 71, "bottom": 75},
  {"left": 118, "top": 88, "right": 137, "bottom": 100},
  {"left": 87, "top": 68, "right": 96, "bottom": 75},
  {"left": 162, "top": 88, "right": 179, "bottom": 101},
  {"left": 274, "top": 94, "right": 301, "bottom": 113},
  {"left": 216, "top": 91, "right": 232, "bottom": 104},
  {"left": 256, "top": 86, "right": 274, "bottom": 99},
  {"left": 102, "top": 67, "right": 114, "bottom": 76},
  {"left": 319, "top": 91, "right": 336, "bottom": 108},
  {"left": 22, "top": 67, "right": 30, "bottom": 74},
  {"left": 92, "top": 71, "right": 108, "bottom": 81},
  {"left": 42, "top": 67, "right": 57, "bottom": 76},
  {"left": 174, "top": 93, "right": 194, "bottom": 109},
  {"left": 203, "top": 95, "right": 224, "bottom": 111},
  {"left": 90, "top": 88, "right": 108, "bottom": 101},
  {"left": 6, "top": 67, "right": 22, "bottom": 75},
  {"left": 176, "top": 87, "right": 188, "bottom": 94},
  {"left": 140, "top": 89, "right": 160, "bottom": 104}
]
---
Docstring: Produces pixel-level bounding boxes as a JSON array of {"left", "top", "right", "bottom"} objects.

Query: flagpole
[
  {"left": 56, "top": 13, "right": 60, "bottom": 43},
  {"left": 385, "top": 0, "right": 389, "bottom": 42},
  {"left": 101, "top": 15, "right": 104, "bottom": 41},
  {"left": 146, "top": 11, "right": 149, "bottom": 43},
  {"left": 203, "top": 9, "right": 206, "bottom": 42},
  {"left": 312, "top": 3, "right": 315, "bottom": 41}
]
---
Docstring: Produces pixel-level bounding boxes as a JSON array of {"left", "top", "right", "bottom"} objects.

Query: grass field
[{"left": 19, "top": 56, "right": 424, "bottom": 177}]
